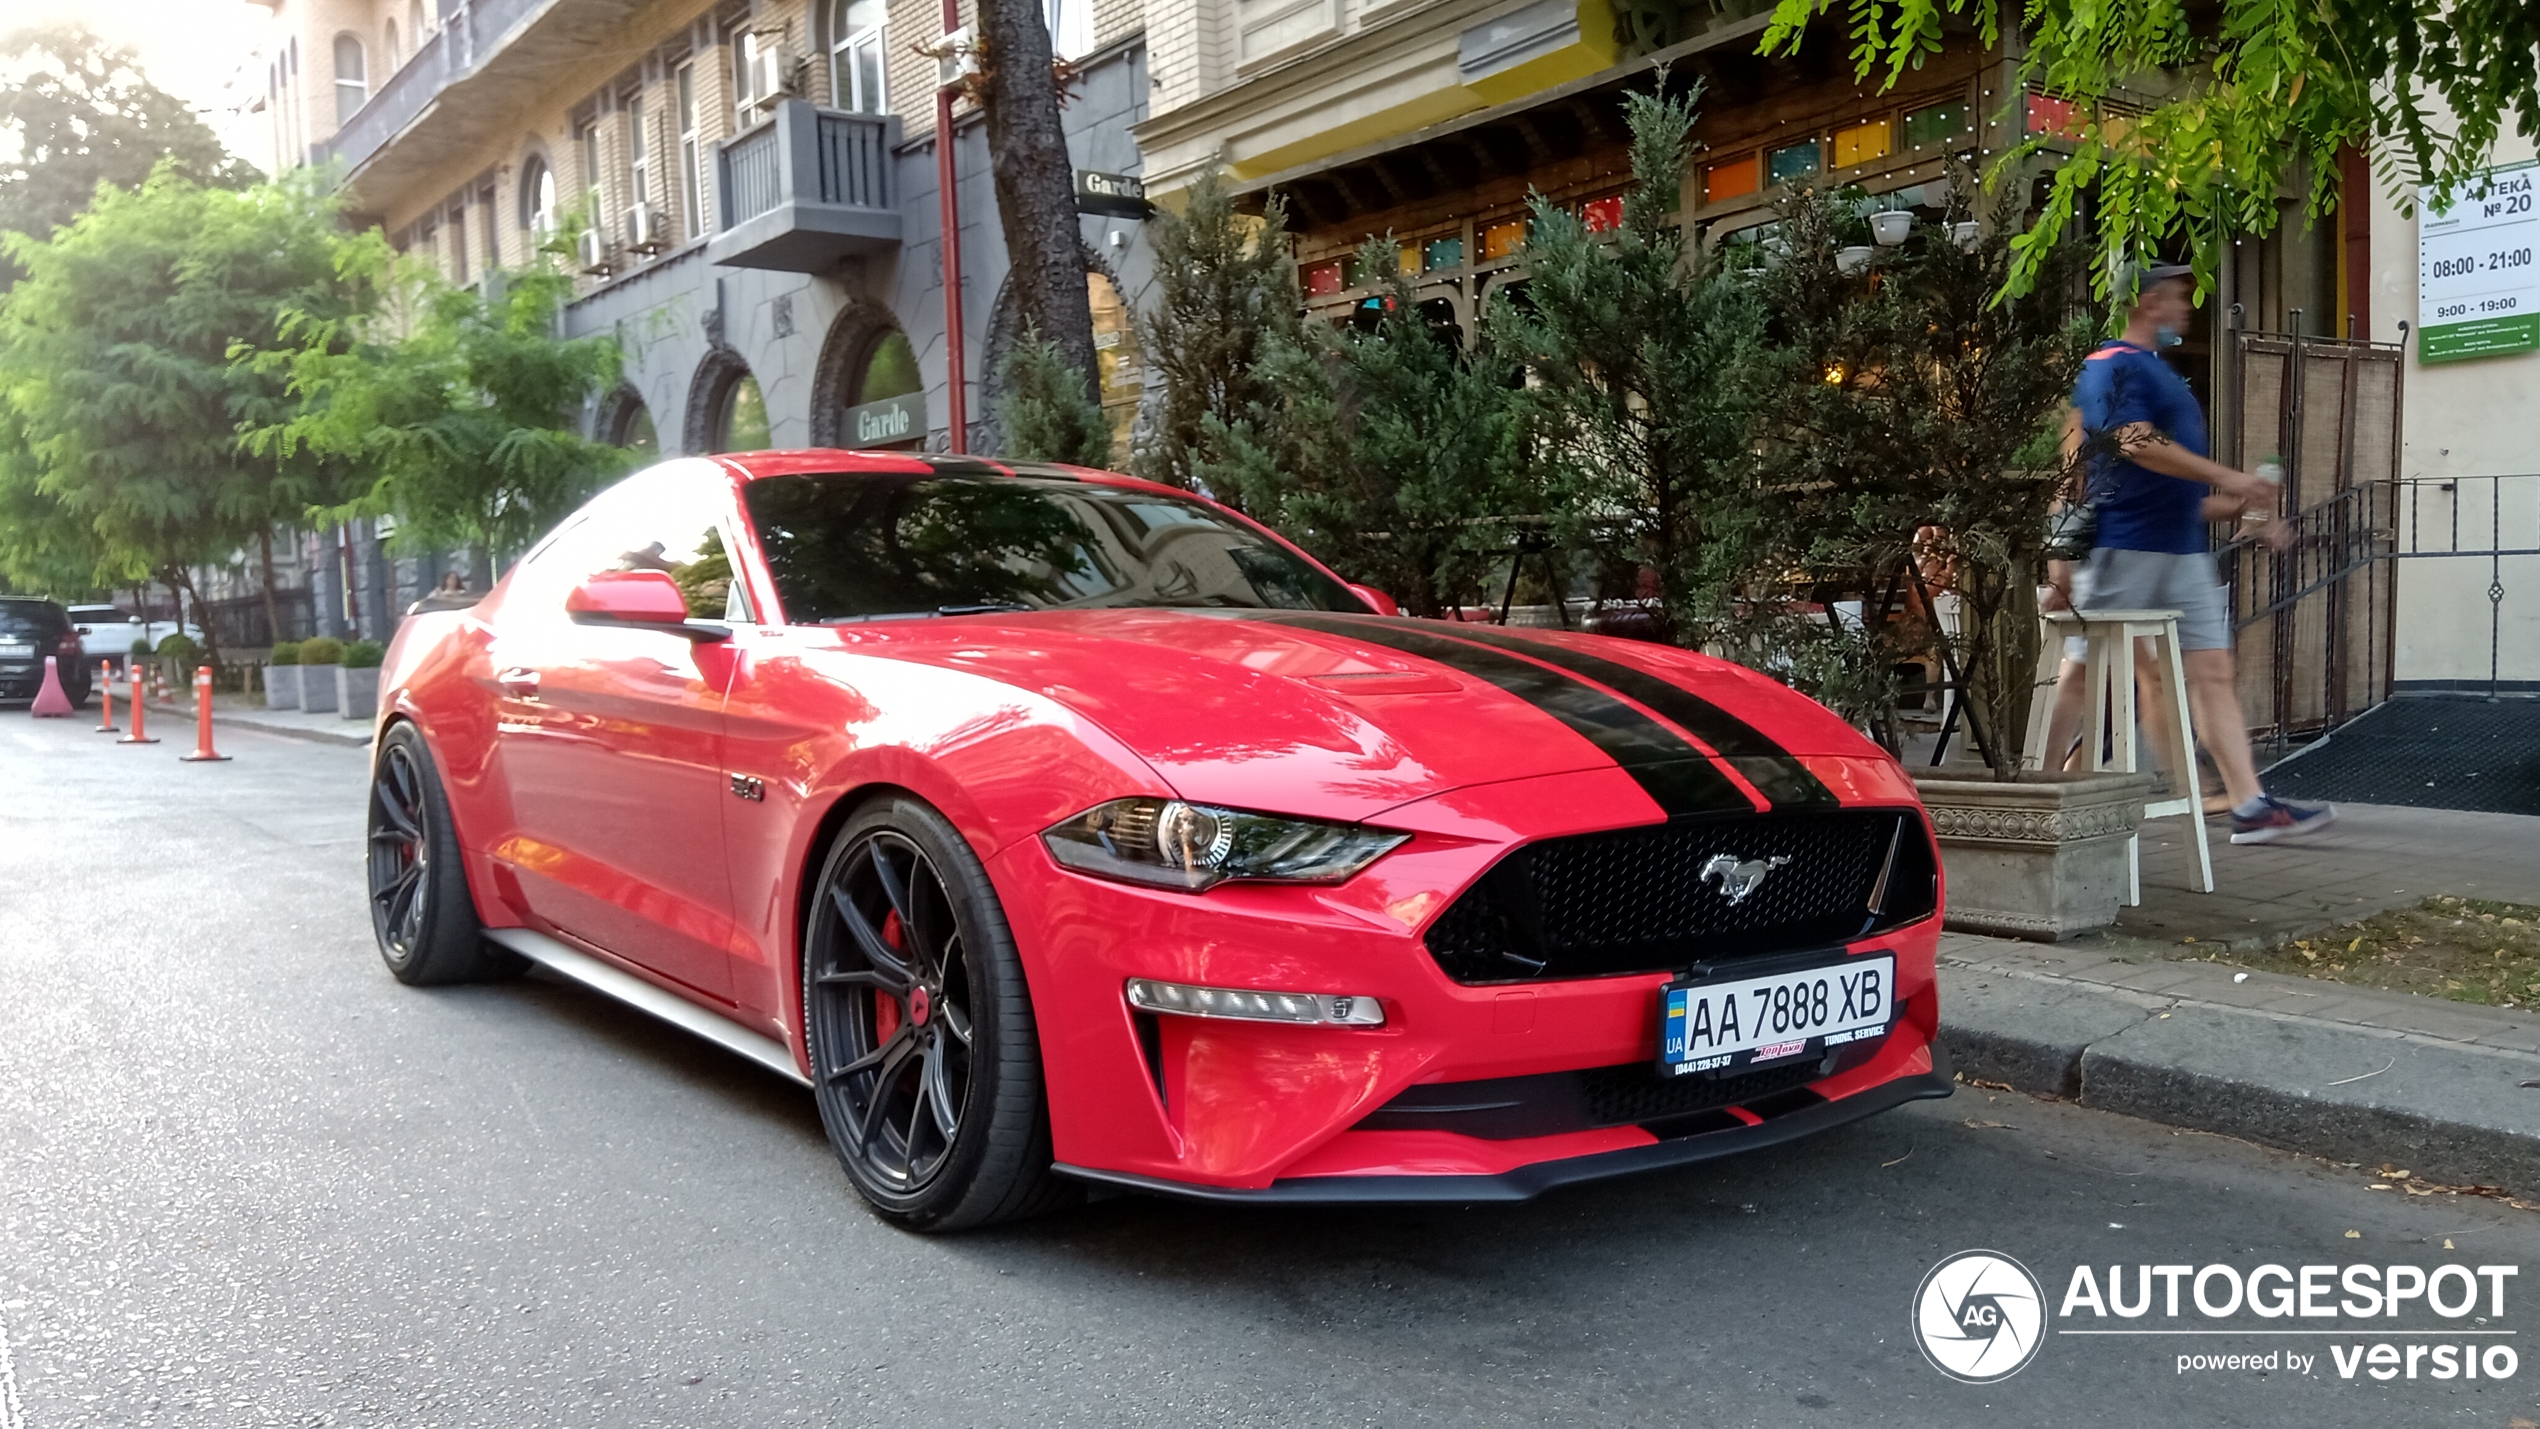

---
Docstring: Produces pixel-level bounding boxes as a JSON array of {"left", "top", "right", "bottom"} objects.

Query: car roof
[{"left": 704, "top": 449, "right": 1194, "bottom": 502}]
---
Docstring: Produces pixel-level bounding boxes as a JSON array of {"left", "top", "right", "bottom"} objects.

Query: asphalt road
[{"left": 3, "top": 713, "right": 2534, "bottom": 1428}]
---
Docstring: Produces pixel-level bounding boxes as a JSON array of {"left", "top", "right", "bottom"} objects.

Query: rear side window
[
  {"left": 741, "top": 472, "right": 1359, "bottom": 623},
  {"left": 0, "top": 602, "right": 67, "bottom": 639}
]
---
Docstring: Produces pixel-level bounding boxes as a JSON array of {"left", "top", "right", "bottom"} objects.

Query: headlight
[{"left": 1042, "top": 797, "right": 1409, "bottom": 891}]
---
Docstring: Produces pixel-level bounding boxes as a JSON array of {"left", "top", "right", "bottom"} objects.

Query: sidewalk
[
  {"left": 1941, "top": 802, "right": 2540, "bottom": 1193},
  {"left": 142, "top": 692, "right": 373, "bottom": 749}
]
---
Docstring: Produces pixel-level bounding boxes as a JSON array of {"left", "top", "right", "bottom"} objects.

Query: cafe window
[
  {"left": 1703, "top": 154, "right": 1761, "bottom": 204},
  {"left": 714, "top": 369, "right": 772, "bottom": 452},
  {"left": 1903, "top": 100, "right": 1969, "bottom": 149},
  {"left": 1833, "top": 118, "right": 1892, "bottom": 168},
  {"left": 1767, "top": 141, "right": 1823, "bottom": 186},
  {"left": 1089, "top": 274, "right": 1143, "bottom": 456}
]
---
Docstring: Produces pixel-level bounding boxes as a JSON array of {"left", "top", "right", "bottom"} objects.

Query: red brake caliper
[{"left": 873, "top": 909, "right": 904, "bottom": 1042}]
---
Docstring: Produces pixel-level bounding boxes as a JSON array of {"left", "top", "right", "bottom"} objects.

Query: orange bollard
[
  {"left": 179, "top": 664, "right": 230, "bottom": 763},
  {"left": 94, "top": 661, "right": 117, "bottom": 733},
  {"left": 117, "top": 666, "right": 158, "bottom": 744}
]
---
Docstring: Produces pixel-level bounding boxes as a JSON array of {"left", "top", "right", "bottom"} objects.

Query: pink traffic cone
[{"left": 30, "top": 655, "right": 74, "bottom": 717}]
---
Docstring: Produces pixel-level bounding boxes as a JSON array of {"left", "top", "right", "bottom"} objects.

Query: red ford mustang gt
[{"left": 367, "top": 451, "right": 1949, "bottom": 1230}]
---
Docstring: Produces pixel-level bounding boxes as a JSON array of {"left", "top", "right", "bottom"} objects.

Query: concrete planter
[
  {"left": 263, "top": 665, "right": 302, "bottom": 709},
  {"left": 298, "top": 663, "right": 341, "bottom": 713},
  {"left": 336, "top": 666, "right": 379, "bottom": 720},
  {"left": 1912, "top": 770, "right": 2155, "bottom": 941}
]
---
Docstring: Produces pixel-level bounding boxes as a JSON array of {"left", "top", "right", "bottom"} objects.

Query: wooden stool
[{"left": 2023, "top": 608, "right": 2215, "bottom": 901}]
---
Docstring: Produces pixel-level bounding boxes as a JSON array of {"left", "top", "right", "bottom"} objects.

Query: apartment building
[{"left": 245, "top": 0, "right": 1158, "bottom": 461}]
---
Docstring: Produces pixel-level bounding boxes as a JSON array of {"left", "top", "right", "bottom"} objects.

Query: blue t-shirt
[{"left": 2073, "top": 341, "right": 2211, "bottom": 555}]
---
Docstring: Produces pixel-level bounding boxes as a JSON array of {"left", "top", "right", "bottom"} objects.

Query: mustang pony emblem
[{"left": 1699, "top": 852, "right": 1792, "bottom": 905}]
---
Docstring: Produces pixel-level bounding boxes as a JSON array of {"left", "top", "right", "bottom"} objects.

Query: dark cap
[{"left": 2112, "top": 258, "right": 2195, "bottom": 303}]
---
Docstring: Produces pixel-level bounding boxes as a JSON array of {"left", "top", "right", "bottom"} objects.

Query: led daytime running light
[{"left": 1125, "top": 978, "right": 1385, "bottom": 1027}]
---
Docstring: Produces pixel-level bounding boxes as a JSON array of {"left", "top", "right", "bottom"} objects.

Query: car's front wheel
[
  {"left": 367, "top": 723, "right": 520, "bottom": 985},
  {"left": 802, "top": 797, "right": 1074, "bottom": 1232}
]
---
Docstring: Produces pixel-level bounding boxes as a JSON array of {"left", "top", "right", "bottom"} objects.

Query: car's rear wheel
[
  {"left": 367, "top": 723, "right": 520, "bottom": 985},
  {"left": 803, "top": 797, "right": 1074, "bottom": 1232}
]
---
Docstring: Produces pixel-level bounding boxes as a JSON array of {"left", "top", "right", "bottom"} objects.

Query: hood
[{"left": 820, "top": 609, "right": 1877, "bottom": 824}]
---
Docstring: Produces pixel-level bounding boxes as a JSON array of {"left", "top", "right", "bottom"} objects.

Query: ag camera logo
[{"left": 1914, "top": 1249, "right": 2047, "bottom": 1383}]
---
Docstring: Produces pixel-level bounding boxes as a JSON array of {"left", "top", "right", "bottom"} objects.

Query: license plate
[
  {"left": 0, "top": 641, "right": 31, "bottom": 660},
  {"left": 1658, "top": 953, "right": 1896, "bottom": 1076}
]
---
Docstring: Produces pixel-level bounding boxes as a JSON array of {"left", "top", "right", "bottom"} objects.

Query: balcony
[
  {"left": 313, "top": 0, "right": 654, "bottom": 209},
  {"left": 706, "top": 102, "right": 903, "bottom": 272}
]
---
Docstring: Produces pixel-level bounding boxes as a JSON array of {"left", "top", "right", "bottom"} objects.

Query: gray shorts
[{"left": 2063, "top": 547, "right": 2233, "bottom": 657}]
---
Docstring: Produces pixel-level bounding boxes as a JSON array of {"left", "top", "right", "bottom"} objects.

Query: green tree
[
  {"left": 1489, "top": 80, "right": 1770, "bottom": 644},
  {"left": 1200, "top": 238, "right": 1532, "bottom": 617},
  {"left": 0, "top": 167, "right": 356, "bottom": 669},
  {"left": 1745, "top": 177, "right": 2093, "bottom": 770},
  {"left": 992, "top": 322, "right": 1111, "bottom": 467},
  {"left": 243, "top": 234, "right": 630, "bottom": 562},
  {"left": 1131, "top": 171, "right": 1305, "bottom": 497},
  {"left": 0, "top": 26, "right": 247, "bottom": 286},
  {"left": 1759, "top": 0, "right": 2540, "bottom": 294}
]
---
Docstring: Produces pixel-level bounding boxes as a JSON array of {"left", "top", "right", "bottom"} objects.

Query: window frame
[
  {"left": 333, "top": 33, "right": 367, "bottom": 127},
  {"left": 675, "top": 63, "right": 703, "bottom": 240},
  {"left": 828, "top": 0, "right": 887, "bottom": 114}
]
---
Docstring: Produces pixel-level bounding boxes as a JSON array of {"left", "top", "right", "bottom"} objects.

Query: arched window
[
  {"left": 605, "top": 389, "right": 658, "bottom": 455},
  {"left": 1087, "top": 272, "right": 1142, "bottom": 453},
  {"left": 1047, "top": 0, "right": 1090, "bottom": 61},
  {"left": 828, "top": 0, "right": 885, "bottom": 114},
  {"left": 844, "top": 329, "right": 922, "bottom": 447},
  {"left": 714, "top": 369, "right": 771, "bottom": 452},
  {"left": 333, "top": 35, "right": 367, "bottom": 126},
  {"left": 410, "top": 0, "right": 428, "bottom": 37},
  {"left": 384, "top": 20, "right": 400, "bottom": 71},
  {"left": 519, "top": 156, "right": 558, "bottom": 240}
]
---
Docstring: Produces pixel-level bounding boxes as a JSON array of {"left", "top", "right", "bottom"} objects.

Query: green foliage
[
  {"left": 0, "top": 166, "right": 359, "bottom": 670},
  {"left": 1489, "top": 81, "right": 1771, "bottom": 643},
  {"left": 0, "top": 26, "right": 247, "bottom": 287},
  {"left": 993, "top": 322, "right": 1112, "bottom": 467},
  {"left": 1200, "top": 237, "right": 1534, "bottom": 617},
  {"left": 1131, "top": 172, "right": 1305, "bottom": 497},
  {"left": 154, "top": 632, "right": 197, "bottom": 663},
  {"left": 242, "top": 230, "right": 629, "bottom": 559},
  {"left": 296, "top": 635, "right": 344, "bottom": 666},
  {"left": 268, "top": 640, "right": 300, "bottom": 666},
  {"left": 1758, "top": 0, "right": 2540, "bottom": 297},
  {"left": 342, "top": 639, "right": 384, "bottom": 670},
  {"left": 1746, "top": 176, "right": 2094, "bottom": 771},
  {"left": 128, "top": 635, "right": 150, "bottom": 655}
]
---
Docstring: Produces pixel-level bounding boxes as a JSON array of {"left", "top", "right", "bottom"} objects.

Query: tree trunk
[
  {"left": 259, "top": 527, "right": 282, "bottom": 647},
  {"left": 976, "top": 0, "right": 1099, "bottom": 415},
  {"left": 167, "top": 564, "right": 223, "bottom": 675}
]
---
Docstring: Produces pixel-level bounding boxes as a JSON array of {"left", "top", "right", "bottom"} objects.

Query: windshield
[{"left": 741, "top": 472, "right": 1363, "bottom": 623}]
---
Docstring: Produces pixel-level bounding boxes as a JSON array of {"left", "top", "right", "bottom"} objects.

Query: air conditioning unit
[
  {"left": 625, "top": 201, "right": 665, "bottom": 255},
  {"left": 741, "top": 42, "right": 797, "bottom": 123},
  {"left": 576, "top": 226, "right": 613, "bottom": 276}
]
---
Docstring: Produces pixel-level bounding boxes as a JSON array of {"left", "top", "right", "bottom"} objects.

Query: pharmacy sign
[{"left": 2419, "top": 160, "right": 2539, "bottom": 363}]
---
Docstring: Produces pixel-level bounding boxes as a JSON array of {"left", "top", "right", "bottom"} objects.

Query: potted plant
[
  {"left": 296, "top": 635, "right": 343, "bottom": 713},
  {"left": 336, "top": 640, "right": 383, "bottom": 719},
  {"left": 265, "top": 641, "right": 302, "bottom": 709},
  {"left": 1747, "top": 172, "right": 2154, "bottom": 940}
]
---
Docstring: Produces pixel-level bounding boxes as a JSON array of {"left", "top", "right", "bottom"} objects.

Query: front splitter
[{"left": 1053, "top": 1046, "right": 1954, "bottom": 1204}]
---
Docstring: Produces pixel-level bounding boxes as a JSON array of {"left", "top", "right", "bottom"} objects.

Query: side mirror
[
  {"left": 565, "top": 571, "right": 729, "bottom": 642},
  {"left": 1348, "top": 584, "right": 1401, "bottom": 617}
]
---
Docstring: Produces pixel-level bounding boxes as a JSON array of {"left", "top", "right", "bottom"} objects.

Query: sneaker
[{"left": 2230, "top": 795, "right": 2337, "bottom": 845}]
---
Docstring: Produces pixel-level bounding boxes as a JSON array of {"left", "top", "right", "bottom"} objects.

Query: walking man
[{"left": 2051, "top": 259, "right": 2335, "bottom": 845}]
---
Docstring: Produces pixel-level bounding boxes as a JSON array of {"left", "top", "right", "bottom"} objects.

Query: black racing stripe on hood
[
  {"left": 1418, "top": 625, "right": 1838, "bottom": 809},
  {"left": 1252, "top": 613, "right": 1755, "bottom": 817}
]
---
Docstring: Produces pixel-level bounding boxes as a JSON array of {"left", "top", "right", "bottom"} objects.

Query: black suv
[{"left": 0, "top": 597, "right": 92, "bottom": 706}]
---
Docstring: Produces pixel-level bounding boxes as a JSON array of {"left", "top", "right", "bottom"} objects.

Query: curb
[
  {"left": 1941, "top": 963, "right": 2540, "bottom": 1194},
  {"left": 145, "top": 698, "right": 373, "bottom": 749}
]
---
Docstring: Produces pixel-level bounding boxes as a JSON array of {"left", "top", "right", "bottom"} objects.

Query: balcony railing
[
  {"left": 314, "top": 0, "right": 570, "bottom": 181},
  {"left": 707, "top": 101, "right": 901, "bottom": 272}
]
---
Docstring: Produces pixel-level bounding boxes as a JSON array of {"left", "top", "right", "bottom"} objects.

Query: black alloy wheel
[
  {"left": 366, "top": 723, "right": 518, "bottom": 985},
  {"left": 804, "top": 798, "right": 1072, "bottom": 1231}
]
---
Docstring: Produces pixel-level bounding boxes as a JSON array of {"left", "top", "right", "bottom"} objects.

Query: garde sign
[{"left": 2418, "top": 159, "right": 2539, "bottom": 363}]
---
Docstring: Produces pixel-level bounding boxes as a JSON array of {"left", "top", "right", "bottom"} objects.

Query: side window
[{"left": 505, "top": 469, "right": 754, "bottom": 623}]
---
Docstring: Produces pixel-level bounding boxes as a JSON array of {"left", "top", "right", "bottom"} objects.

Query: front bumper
[
  {"left": 1055, "top": 1051, "right": 1953, "bottom": 1203},
  {"left": 992, "top": 756, "right": 1947, "bottom": 1197}
]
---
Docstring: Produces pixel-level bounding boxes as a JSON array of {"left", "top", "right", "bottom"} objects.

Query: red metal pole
[
  {"left": 935, "top": 2, "right": 967, "bottom": 454},
  {"left": 180, "top": 664, "right": 230, "bottom": 762}
]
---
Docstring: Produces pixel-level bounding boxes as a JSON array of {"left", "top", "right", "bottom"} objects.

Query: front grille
[{"left": 1423, "top": 809, "right": 1936, "bottom": 983}]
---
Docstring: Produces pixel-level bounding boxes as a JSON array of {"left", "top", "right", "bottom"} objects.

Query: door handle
[{"left": 497, "top": 667, "right": 541, "bottom": 697}]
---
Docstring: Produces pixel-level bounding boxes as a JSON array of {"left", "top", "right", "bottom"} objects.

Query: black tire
[
  {"left": 367, "top": 722, "right": 521, "bottom": 985},
  {"left": 802, "top": 796, "right": 1076, "bottom": 1233}
]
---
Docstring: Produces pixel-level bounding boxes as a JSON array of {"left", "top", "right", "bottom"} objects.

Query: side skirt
[{"left": 483, "top": 927, "right": 811, "bottom": 1088}]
